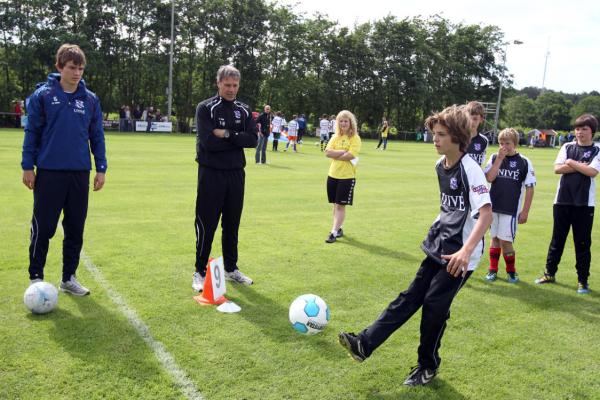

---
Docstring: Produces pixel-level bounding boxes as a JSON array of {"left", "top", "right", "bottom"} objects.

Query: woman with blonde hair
[{"left": 324, "top": 110, "right": 362, "bottom": 243}]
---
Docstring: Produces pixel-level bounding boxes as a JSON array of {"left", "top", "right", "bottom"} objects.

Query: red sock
[
  {"left": 489, "top": 247, "right": 501, "bottom": 272},
  {"left": 504, "top": 252, "right": 516, "bottom": 273}
]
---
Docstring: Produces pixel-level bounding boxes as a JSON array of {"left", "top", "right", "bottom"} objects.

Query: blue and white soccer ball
[
  {"left": 289, "top": 294, "right": 330, "bottom": 335},
  {"left": 24, "top": 282, "right": 58, "bottom": 314}
]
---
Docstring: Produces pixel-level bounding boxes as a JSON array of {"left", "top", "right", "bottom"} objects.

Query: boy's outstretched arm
[{"left": 443, "top": 204, "right": 492, "bottom": 277}]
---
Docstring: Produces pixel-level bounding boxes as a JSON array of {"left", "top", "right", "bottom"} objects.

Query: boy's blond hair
[
  {"left": 335, "top": 110, "right": 358, "bottom": 137},
  {"left": 424, "top": 105, "right": 471, "bottom": 152},
  {"left": 55, "top": 44, "right": 86, "bottom": 68},
  {"left": 498, "top": 128, "right": 520, "bottom": 146},
  {"left": 465, "top": 101, "right": 485, "bottom": 118}
]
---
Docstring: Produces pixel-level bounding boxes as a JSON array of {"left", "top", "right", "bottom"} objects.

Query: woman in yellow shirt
[{"left": 324, "top": 110, "right": 362, "bottom": 243}]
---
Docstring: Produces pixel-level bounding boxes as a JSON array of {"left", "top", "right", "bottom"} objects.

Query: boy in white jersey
[
  {"left": 319, "top": 114, "right": 330, "bottom": 151},
  {"left": 536, "top": 114, "right": 600, "bottom": 294},
  {"left": 284, "top": 115, "right": 298, "bottom": 152},
  {"left": 271, "top": 111, "right": 284, "bottom": 151},
  {"left": 338, "top": 105, "right": 491, "bottom": 386},
  {"left": 484, "top": 128, "right": 536, "bottom": 283}
]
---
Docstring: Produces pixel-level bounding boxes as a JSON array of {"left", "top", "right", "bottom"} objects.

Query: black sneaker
[
  {"left": 325, "top": 233, "right": 336, "bottom": 243},
  {"left": 403, "top": 365, "right": 437, "bottom": 386},
  {"left": 336, "top": 228, "right": 344, "bottom": 238},
  {"left": 338, "top": 332, "right": 367, "bottom": 362}
]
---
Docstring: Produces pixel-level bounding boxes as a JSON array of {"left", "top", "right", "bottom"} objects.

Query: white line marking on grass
[{"left": 81, "top": 252, "right": 204, "bottom": 400}]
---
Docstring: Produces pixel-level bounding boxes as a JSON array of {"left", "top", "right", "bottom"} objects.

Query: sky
[{"left": 279, "top": 0, "right": 599, "bottom": 94}]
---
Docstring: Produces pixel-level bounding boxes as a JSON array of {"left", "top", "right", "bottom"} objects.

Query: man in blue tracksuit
[{"left": 21, "top": 44, "right": 107, "bottom": 296}]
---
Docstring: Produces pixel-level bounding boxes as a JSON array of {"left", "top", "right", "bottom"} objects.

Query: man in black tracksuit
[{"left": 192, "top": 65, "right": 258, "bottom": 292}]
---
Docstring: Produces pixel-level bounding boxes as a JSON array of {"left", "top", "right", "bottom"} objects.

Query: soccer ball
[
  {"left": 289, "top": 294, "right": 329, "bottom": 335},
  {"left": 24, "top": 282, "right": 58, "bottom": 314}
]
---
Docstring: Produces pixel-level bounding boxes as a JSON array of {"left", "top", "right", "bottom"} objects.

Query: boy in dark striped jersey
[
  {"left": 484, "top": 128, "right": 536, "bottom": 283},
  {"left": 338, "top": 105, "right": 491, "bottom": 386},
  {"left": 537, "top": 114, "right": 600, "bottom": 294},
  {"left": 465, "top": 101, "right": 488, "bottom": 167}
]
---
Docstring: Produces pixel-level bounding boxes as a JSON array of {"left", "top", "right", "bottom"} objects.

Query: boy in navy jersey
[
  {"left": 465, "top": 101, "right": 488, "bottom": 167},
  {"left": 484, "top": 128, "right": 536, "bottom": 283},
  {"left": 338, "top": 105, "right": 492, "bottom": 386},
  {"left": 537, "top": 114, "right": 600, "bottom": 294}
]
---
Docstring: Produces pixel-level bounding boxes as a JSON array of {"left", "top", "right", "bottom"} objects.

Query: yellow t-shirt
[
  {"left": 381, "top": 124, "right": 389, "bottom": 138},
  {"left": 326, "top": 133, "right": 362, "bottom": 179}
]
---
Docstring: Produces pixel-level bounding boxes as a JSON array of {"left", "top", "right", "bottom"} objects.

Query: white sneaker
[
  {"left": 192, "top": 272, "right": 205, "bottom": 292},
  {"left": 60, "top": 275, "right": 90, "bottom": 296},
  {"left": 225, "top": 269, "right": 253, "bottom": 285},
  {"left": 29, "top": 278, "right": 43, "bottom": 286}
]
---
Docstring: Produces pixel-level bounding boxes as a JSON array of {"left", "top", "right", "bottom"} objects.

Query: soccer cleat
[
  {"left": 60, "top": 275, "right": 90, "bottom": 296},
  {"left": 225, "top": 269, "right": 253, "bottom": 285},
  {"left": 338, "top": 332, "right": 367, "bottom": 362},
  {"left": 403, "top": 365, "right": 437, "bottom": 386},
  {"left": 192, "top": 272, "right": 205, "bottom": 292},
  {"left": 485, "top": 271, "right": 497, "bottom": 281},
  {"left": 29, "top": 278, "right": 43, "bottom": 286},
  {"left": 336, "top": 228, "right": 344, "bottom": 238},
  {"left": 326, "top": 233, "right": 337, "bottom": 243},
  {"left": 507, "top": 272, "right": 519, "bottom": 283},
  {"left": 577, "top": 282, "right": 590, "bottom": 294},
  {"left": 535, "top": 273, "right": 555, "bottom": 284}
]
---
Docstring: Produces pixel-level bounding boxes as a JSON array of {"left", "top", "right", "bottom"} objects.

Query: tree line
[{"left": 1, "top": 0, "right": 596, "bottom": 133}]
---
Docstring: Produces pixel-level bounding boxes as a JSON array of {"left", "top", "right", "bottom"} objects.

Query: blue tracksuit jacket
[{"left": 21, "top": 73, "right": 107, "bottom": 172}]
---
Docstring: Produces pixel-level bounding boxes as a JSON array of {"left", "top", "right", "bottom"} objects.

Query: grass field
[{"left": 1, "top": 128, "right": 599, "bottom": 400}]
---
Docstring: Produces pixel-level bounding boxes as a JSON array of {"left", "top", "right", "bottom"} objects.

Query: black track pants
[
  {"left": 194, "top": 166, "right": 244, "bottom": 275},
  {"left": 28, "top": 170, "right": 89, "bottom": 282},
  {"left": 358, "top": 257, "right": 471, "bottom": 369},
  {"left": 545, "top": 204, "right": 594, "bottom": 283}
]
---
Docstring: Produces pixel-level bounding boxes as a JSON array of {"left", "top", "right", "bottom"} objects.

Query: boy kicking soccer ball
[
  {"left": 338, "top": 105, "right": 491, "bottom": 386},
  {"left": 484, "top": 128, "right": 535, "bottom": 283}
]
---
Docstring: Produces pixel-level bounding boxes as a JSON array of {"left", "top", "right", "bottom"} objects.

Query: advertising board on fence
[{"left": 135, "top": 121, "right": 173, "bottom": 132}]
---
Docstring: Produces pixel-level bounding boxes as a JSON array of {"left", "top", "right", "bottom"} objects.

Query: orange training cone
[{"left": 193, "top": 258, "right": 227, "bottom": 306}]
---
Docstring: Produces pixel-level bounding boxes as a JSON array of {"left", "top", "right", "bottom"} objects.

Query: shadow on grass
[
  {"left": 231, "top": 284, "right": 341, "bottom": 360},
  {"left": 337, "top": 235, "right": 421, "bottom": 262},
  {"left": 261, "top": 163, "right": 292, "bottom": 170},
  {"left": 40, "top": 295, "right": 179, "bottom": 394},
  {"left": 468, "top": 278, "right": 600, "bottom": 324},
  {"left": 363, "top": 376, "right": 466, "bottom": 399}
]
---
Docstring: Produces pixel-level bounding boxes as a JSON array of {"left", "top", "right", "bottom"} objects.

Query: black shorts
[{"left": 327, "top": 176, "right": 355, "bottom": 205}]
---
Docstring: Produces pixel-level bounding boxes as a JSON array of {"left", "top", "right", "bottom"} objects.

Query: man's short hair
[
  {"left": 425, "top": 105, "right": 471, "bottom": 152},
  {"left": 574, "top": 114, "right": 598, "bottom": 134},
  {"left": 56, "top": 44, "right": 86, "bottom": 68},
  {"left": 465, "top": 101, "right": 485, "bottom": 118},
  {"left": 498, "top": 128, "right": 520, "bottom": 146},
  {"left": 216, "top": 65, "right": 241, "bottom": 82}
]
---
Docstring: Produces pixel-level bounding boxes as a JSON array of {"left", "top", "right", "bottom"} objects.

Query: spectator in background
[
  {"left": 14, "top": 100, "right": 23, "bottom": 128},
  {"left": 146, "top": 106, "right": 155, "bottom": 132},
  {"left": 297, "top": 114, "right": 307, "bottom": 144},
  {"left": 285, "top": 115, "right": 299, "bottom": 152},
  {"left": 124, "top": 105, "right": 131, "bottom": 131},
  {"left": 155, "top": 108, "right": 163, "bottom": 122},
  {"left": 375, "top": 117, "right": 389, "bottom": 150},
  {"left": 256, "top": 104, "right": 272, "bottom": 164},
  {"left": 119, "top": 105, "right": 126, "bottom": 131},
  {"left": 271, "top": 111, "right": 284, "bottom": 151},
  {"left": 133, "top": 105, "right": 142, "bottom": 120}
]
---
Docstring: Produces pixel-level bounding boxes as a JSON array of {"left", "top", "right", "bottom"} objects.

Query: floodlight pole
[
  {"left": 493, "top": 40, "right": 523, "bottom": 138},
  {"left": 167, "top": 0, "right": 175, "bottom": 123}
]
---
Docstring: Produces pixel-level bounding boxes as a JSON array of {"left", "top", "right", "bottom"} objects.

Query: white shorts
[{"left": 490, "top": 212, "right": 517, "bottom": 242}]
